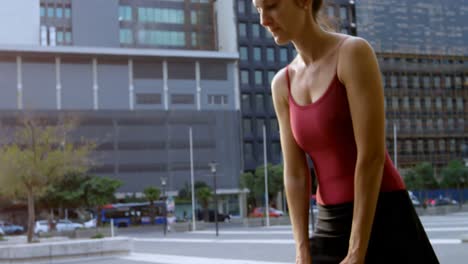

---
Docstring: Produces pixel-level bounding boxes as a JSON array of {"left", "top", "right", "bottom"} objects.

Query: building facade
[
  {"left": 236, "top": 0, "right": 357, "bottom": 170},
  {"left": 356, "top": 0, "right": 468, "bottom": 172},
  {"left": 0, "top": 0, "right": 246, "bottom": 216}
]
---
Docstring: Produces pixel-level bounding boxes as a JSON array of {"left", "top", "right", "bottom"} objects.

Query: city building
[
  {"left": 356, "top": 0, "right": 468, "bottom": 172},
  {"left": 0, "top": 0, "right": 247, "bottom": 216}
]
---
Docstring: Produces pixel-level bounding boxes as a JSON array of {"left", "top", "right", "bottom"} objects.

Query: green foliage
[
  {"left": 240, "top": 163, "right": 284, "bottom": 207},
  {"left": 0, "top": 116, "right": 95, "bottom": 243},
  {"left": 403, "top": 168, "right": 424, "bottom": 190},
  {"left": 143, "top": 187, "right": 161, "bottom": 202},
  {"left": 440, "top": 160, "right": 468, "bottom": 189},
  {"left": 413, "top": 162, "right": 439, "bottom": 190},
  {"left": 39, "top": 172, "right": 90, "bottom": 210},
  {"left": 82, "top": 176, "right": 122, "bottom": 208},
  {"left": 196, "top": 186, "right": 212, "bottom": 209},
  {"left": 91, "top": 233, "right": 104, "bottom": 239}
]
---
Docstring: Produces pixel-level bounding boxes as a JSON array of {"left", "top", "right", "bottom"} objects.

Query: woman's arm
[
  {"left": 338, "top": 38, "right": 387, "bottom": 263},
  {"left": 271, "top": 68, "right": 311, "bottom": 262}
]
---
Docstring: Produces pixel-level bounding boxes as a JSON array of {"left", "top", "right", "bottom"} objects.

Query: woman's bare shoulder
[{"left": 337, "top": 36, "right": 377, "bottom": 83}]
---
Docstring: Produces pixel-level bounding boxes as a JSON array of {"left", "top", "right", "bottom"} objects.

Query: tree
[
  {"left": 403, "top": 168, "right": 424, "bottom": 191},
  {"left": 82, "top": 176, "right": 122, "bottom": 227},
  {"left": 440, "top": 160, "right": 468, "bottom": 206},
  {"left": 0, "top": 117, "right": 94, "bottom": 243},
  {"left": 240, "top": 163, "right": 285, "bottom": 210},
  {"left": 143, "top": 186, "right": 161, "bottom": 225},
  {"left": 196, "top": 186, "right": 212, "bottom": 221},
  {"left": 413, "top": 162, "right": 438, "bottom": 190}
]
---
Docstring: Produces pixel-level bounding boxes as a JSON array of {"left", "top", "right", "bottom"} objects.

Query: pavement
[{"left": 40, "top": 211, "right": 468, "bottom": 264}]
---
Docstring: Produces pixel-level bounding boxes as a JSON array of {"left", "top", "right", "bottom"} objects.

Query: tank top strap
[{"left": 285, "top": 65, "right": 291, "bottom": 93}]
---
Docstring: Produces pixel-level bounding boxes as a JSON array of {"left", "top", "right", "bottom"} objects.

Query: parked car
[
  {"left": 0, "top": 227, "right": 5, "bottom": 236},
  {"left": 196, "top": 209, "right": 231, "bottom": 222},
  {"left": 83, "top": 218, "right": 97, "bottom": 229},
  {"left": 250, "top": 207, "right": 284, "bottom": 218},
  {"left": 56, "top": 219, "right": 84, "bottom": 232},
  {"left": 408, "top": 191, "right": 421, "bottom": 207},
  {"left": 34, "top": 220, "right": 49, "bottom": 234},
  {"left": 0, "top": 221, "right": 24, "bottom": 235}
]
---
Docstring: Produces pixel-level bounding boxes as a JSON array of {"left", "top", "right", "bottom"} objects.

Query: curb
[{"left": 0, "top": 237, "right": 132, "bottom": 264}]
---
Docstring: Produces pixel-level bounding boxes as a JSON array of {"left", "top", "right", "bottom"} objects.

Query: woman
[{"left": 252, "top": 0, "right": 439, "bottom": 263}]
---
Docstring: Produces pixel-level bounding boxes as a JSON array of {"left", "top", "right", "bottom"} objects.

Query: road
[{"left": 63, "top": 212, "right": 468, "bottom": 264}]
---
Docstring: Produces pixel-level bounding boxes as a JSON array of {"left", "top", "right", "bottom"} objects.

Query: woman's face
[{"left": 252, "top": 0, "right": 309, "bottom": 45}]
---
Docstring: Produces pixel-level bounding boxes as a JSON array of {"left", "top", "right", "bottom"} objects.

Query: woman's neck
[{"left": 292, "top": 19, "right": 336, "bottom": 66}]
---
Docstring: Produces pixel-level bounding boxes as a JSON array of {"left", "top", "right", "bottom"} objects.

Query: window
[
  {"left": 243, "top": 118, "right": 253, "bottom": 136},
  {"left": 438, "top": 140, "right": 446, "bottom": 153},
  {"left": 240, "top": 70, "right": 249, "bottom": 85},
  {"left": 268, "top": 71, "right": 275, "bottom": 84},
  {"left": 256, "top": 118, "right": 265, "bottom": 137},
  {"left": 428, "top": 140, "right": 435, "bottom": 152},
  {"left": 280, "top": 48, "right": 288, "bottom": 63},
  {"left": 392, "top": 97, "right": 399, "bottom": 110},
  {"left": 416, "top": 119, "right": 422, "bottom": 131},
  {"left": 450, "top": 139, "right": 457, "bottom": 153},
  {"left": 417, "top": 140, "right": 424, "bottom": 153},
  {"left": 412, "top": 75, "right": 419, "bottom": 88},
  {"left": 437, "top": 119, "right": 444, "bottom": 131},
  {"left": 267, "top": 48, "right": 275, "bottom": 62},
  {"left": 424, "top": 97, "right": 431, "bottom": 110},
  {"left": 445, "top": 76, "right": 452, "bottom": 88},
  {"left": 455, "top": 76, "right": 462, "bottom": 89},
  {"left": 423, "top": 76, "right": 431, "bottom": 88},
  {"left": 65, "top": 32, "right": 72, "bottom": 43},
  {"left": 138, "top": 8, "right": 184, "bottom": 24},
  {"left": 435, "top": 98, "right": 442, "bottom": 110},
  {"left": 47, "top": 7, "right": 54, "bottom": 17},
  {"left": 40, "top": 6, "right": 45, "bottom": 17},
  {"left": 244, "top": 142, "right": 253, "bottom": 160},
  {"left": 136, "top": 93, "right": 161, "bottom": 104},
  {"left": 401, "top": 75, "right": 408, "bottom": 88},
  {"left": 191, "top": 32, "right": 197, "bottom": 46},
  {"left": 57, "top": 31, "right": 64, "bottom": 43},
  {"left": 191, "top": 10, "right": 198, "bottom": 24},
  {"left": 414, "top": 97, "right": 421, "bottom": 110},
  {"left": 138, "top": 30, "right": 185, "bottom": 46},
  {"left": 327, "top": 6, "right": 335, "bottom": 18},
  {"left": 382, "top": 75, "right": 387, "bottom": 88},
  {"left": 426, "top": 119, "right": 433, "bottom": 131},
  {"left": 448, "top": 118, "right": 455, "bottom": 130},
  {"left": 238, "top": 23, "right": 247, "bottom": 37},
  {"left": 403, "top": 119, "right": 411, "bottom": 131},
  {"left": 446, "top": 97, "right": 453, "bottom": 110},
  {"left": 256, "top": 94, "right": 264, "bottom": 113},
  {"left": 56, "top": 7, "right": 63, "bottom": 18},
  {"left": 252, "top": 24, "right": 260, "bottom": 38},
  {"left": 120, "top": 29, "right": 133, "bottom": 44},
  {"left": 270, "top": 119, "right": 279, "bottom": 134},
  {"left": 405, "top": 140, "right": 413, "bottom": 154},
  {"left": 64, "top": 8, "right": 71, "bottom": 18},
  {"left": 238, "top": 0, "right": 246, "bottom": 14},
  {"left": 340, "top": 6, "right": 348, "bottom": 20},
  {"left": 457, "top": 98, "right": 464, "bottom": 111},
  {"left": 171, "top": 94, "right": 194, "bottom": 104},
  {"left": 458, "top": 118, "right": 465, "bottom": 131},
  {"left": 391, "top": 75, "right": 397, "bottom": 88},
  {"left": 241, "top": 93, "right": 251, "bottom": 111},
  {"left": 434, "top": 76, "right": 441, "bottom": 89},
  {"left": 402, "top": 97, "right": 409, "bottom": 110},
  {"left": 271, "top": 142, "right": 281, "bottom": 161},
  {"left": 208, "top": 95, "right": 228, "bottom": 105},
  {"left": 240, "top": 46, "right": 249, "bottom": 61},
  {"left": 253, "top": 47, "right": 262, "bottom": 62},
  {"left": 255, "top": 70, "right": 263, "bottom": 85}
]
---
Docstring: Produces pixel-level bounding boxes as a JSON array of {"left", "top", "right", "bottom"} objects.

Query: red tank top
[{"left": 286, "top": 62, "right": 405, "bottom": 205}]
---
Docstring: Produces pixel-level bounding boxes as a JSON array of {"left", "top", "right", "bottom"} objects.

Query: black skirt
[{"left": 309, "top": 190, "right": 439, "bottom": 264}]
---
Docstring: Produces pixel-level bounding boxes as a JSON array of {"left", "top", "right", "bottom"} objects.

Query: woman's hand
[
  {"left": 295, "top": 246, "right": 311, "bottom": 264},
  {"left": 339, "top": 252, "right": 365, "bottom": 264}
]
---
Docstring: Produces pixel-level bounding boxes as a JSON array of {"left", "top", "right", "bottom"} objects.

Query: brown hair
[{"left": 312, "top": 0, "right": 324, "bottom": 22}]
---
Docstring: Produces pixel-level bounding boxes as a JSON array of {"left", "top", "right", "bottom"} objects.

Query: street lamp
[
  {"left": 161, "top": 176, "right": 167, "bottom": 236},
  {"left": 208, "top": 161, "right": 219, "bottom": 237}
]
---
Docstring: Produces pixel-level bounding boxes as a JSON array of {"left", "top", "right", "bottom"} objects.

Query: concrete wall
[
  {"left": 215, "top": 0, "right": 238, "bottom": 53},
  {"left": 72, "top": 0, "right": 120, "bottom": 47},
  {"left": 0, "top": 61, "right": 17, "bottom": 109},
  {"left": 0, "top": 1, "right": 40, "bottom": 46}
]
